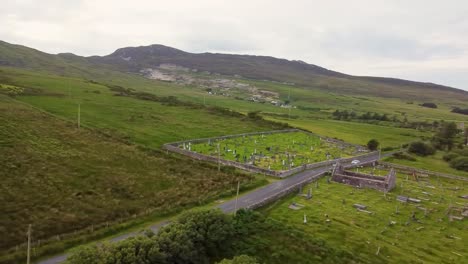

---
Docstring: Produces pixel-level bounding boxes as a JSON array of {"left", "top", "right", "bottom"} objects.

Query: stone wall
[
  {"left": 379, "top": 162, "right": 468, "bottom": 182},
  {"left": 332, "top": 163, "right": 396, "bottom": 192},
  {"left": 164, "top": 128, "right": 378, "bottom": 178}
]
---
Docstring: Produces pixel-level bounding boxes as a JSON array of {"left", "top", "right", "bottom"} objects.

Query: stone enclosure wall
[
  {"left": 379, "top": 162, "right": 468, "bottom": 182},
  {"left": 163, "top": 129, "right": 373, "bottom": 178},
  {"left": 332, "top": 163, "right": 396, "bottom": 192}
]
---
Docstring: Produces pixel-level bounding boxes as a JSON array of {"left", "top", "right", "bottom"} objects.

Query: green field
[
  {"left": 0, "top": 95, "right": 272, "bottom": 258},
  {"left": 190, "top": 131, "right": 358, "bottom": 170},
  {"left": 260, "top": 172, "right": 467, "bottom": 263},
  {"left": 384, "top": 152, "right": 468, "bottom": 178}
]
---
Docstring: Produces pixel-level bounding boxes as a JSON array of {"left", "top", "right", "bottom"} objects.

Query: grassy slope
[
  {"left": 0, "top": 93, "right": 272, "bottom": 252},
  {"left": 0, "top": 67, "right": 282, "bottom": 147}
]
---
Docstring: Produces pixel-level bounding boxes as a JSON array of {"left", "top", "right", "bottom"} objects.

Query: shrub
[
  {"left": 443, "top": 153, "right": 459, "bottom": 162},
  {"left": 408, "top": 141, "right": 435, "bottom": 156},
  {"left": 367, "top": 139, "right": 380, "bottom": 151},
  {"left": 420, "top": 102, "right": 437, "bottom": 109},
  {"left": 449, "top": 157, "right": 468, "bottom": 171},
  {"left": 451, "top": 107, "right": 468, "bottom": 115},
  {"left": 247, "top": 111, "right": 262, "bottom": 120}
]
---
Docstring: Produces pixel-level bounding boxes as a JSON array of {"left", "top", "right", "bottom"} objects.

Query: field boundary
[
  {"left": 379, "top": 162, "right": 468, "bottom": 181},
  {"left": 163, "top": 129, "right": 370, "bottom": 178}
]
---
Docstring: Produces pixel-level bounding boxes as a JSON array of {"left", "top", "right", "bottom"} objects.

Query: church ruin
[{"left": 332, "top": 163, "right": 396, "bottom": 192}]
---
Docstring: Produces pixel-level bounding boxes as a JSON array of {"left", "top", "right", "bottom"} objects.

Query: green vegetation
[
  {"left": 367, "top": 139, "right": 380, "bottom": 151},
  {"left": 67, "top": 210, "right": 238, "bottom": 264},
  {"left": 451, "top": 107, "right": 468, "bottom": 115},
  {"left": 420, "top": 102, "right": 437, "bottom": 109},
  {"left": 450, "top": 156, "right": 468, "bottom": 171},
  {"left": 278, "top": 119, "right": 431, "bottom": 149},
  {"left": 408, "top": 141, "right": 436, "bottom": 156},
  {"left": 260, "top": 173, "right": 467, "bottom": 263},
  {"left": 190, "top": 132, "right": 357, "bottom": 170},
  {"left": 384, "top": 152, "right": 468, "bottom": 177},
  {"left": 0, "top": 96, "right": 269, "bottom": 260},
  {"left": 68, "top": 209, "right": 358, "bottom": 264}
]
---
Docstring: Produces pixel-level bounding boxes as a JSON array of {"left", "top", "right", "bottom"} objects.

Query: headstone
[
  {"left": 397, "top": 196, "right": 408, "bottom": 203},
  {"left": 408, "top": 198, "right": 421, "bottom": 203},
  {"left": 303, "top": 213, "right": 307, "bottom": 224},
  {"left": 353, "top": 204, "right": 367, "bottom": 210}
]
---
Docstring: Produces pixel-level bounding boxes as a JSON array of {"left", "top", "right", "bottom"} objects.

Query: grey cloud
[
  {"left": 321, "top": 30, "right": 463, "bottom": 60},
  {"left": 0, "top": 0, "right": 467, "bottom": 90}
]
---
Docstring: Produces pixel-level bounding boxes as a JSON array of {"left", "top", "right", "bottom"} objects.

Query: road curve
[
  {"left": 37, "top": 152, "right": 379, "bottom": 264},
  {"left": 218, "top": 152, "right": 380, "bottom": 213}
]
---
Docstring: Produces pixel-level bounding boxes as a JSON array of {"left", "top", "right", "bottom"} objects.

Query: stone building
[{"left": 332, "top": 163, "right": 396, "bottom": 192}]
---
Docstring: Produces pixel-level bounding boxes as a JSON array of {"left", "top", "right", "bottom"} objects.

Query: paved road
[
  {"left": 37, "top": 152, "right": 380, "bottom": 264},
  {"left": 218, "top": 152, "right": 380, "bottom": 213}
]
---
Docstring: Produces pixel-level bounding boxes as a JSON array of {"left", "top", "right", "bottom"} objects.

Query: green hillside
[{"left": 0, "top": 95, "right": 269, "bottom": 249}]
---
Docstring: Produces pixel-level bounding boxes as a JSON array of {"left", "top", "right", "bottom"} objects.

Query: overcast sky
[{"left": 2, "top": 0, "right": 468, "bottom": 90}]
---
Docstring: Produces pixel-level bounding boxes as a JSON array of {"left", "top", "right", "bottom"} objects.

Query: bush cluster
[
  {"left": 68, "top": 210, "right": 256, "bottom": 264},
  {"left": 408, "top": 141, "right": 435, "bottom": 156}
]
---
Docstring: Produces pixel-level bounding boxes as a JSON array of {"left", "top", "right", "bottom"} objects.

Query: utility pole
[
  {"left": 217, "top": 143, "right": 221, "bottom": 172},
  {"left": 234, "top": 181, "right": 240, "bottom": 215},
  {"left": 77, "top": 103, "right": 81, "bottom": 129},
  {"left": 26, "top": 224, "right": 31, "bottom": 264}
]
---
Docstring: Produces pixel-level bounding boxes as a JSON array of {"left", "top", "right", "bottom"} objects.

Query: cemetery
[
  {"left": 166, "top": 129, "right": 361, "bottom": 173},
  {"left": 270, "top": 164, "right": 467, "bottom": 263}
]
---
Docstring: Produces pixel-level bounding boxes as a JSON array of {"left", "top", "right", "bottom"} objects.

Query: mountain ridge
[{"left": 1, "top": 40, "right": 467, "bottom": 100}]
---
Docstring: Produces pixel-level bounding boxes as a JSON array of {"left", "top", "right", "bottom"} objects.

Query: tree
[
  {"left": 218, "top": 255, "right": 259, "bottom": 264},
  {"left": 432, "top": 122, "right": 458, "bottom": 150},
  {"left": 367, "top": 139, "right": 380, "bottom": 151},
  {"left": 408, "top": 141, "right": 436, "bottom": 156}
]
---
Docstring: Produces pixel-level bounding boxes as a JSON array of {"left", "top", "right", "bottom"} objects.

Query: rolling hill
[{"left": 1, "top": 40, "right": 467, "bottom": 102}]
